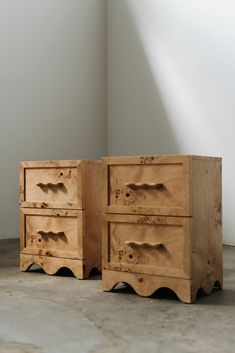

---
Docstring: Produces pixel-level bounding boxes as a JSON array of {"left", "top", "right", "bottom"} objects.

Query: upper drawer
[
  {"left": 103, "top": 156, "right": 192, "bottom": 216},
  {"left": 20, "top": 160, "right": 83, "bottom": 209}
]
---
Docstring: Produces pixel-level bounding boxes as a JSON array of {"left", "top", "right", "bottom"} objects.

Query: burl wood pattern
[
  {"left": 103, "top": 214, "right": 190, "bottom": 279},
  {"left": 20, "top": 254, "right": 85, "bottom": 279},
  {"left": 20, "top": 160, "right": 102, "bottom": 279},
  {"left": 102, "top": 155, "right": 222, "bottom": 303},
  {"left": 103, "top": 155, "right": 191, "bottom": 216},
  {"left": 20, "top": 160, "right": 83, "bottom": 209},
  {"left": 102, "top": 270, "right": 194, "bottom": 303},
  {"left": 20, "top": 208, "right": 83, "bottom": 259}
]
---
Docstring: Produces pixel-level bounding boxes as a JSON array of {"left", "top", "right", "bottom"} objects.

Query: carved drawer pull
[
  {"left": 125, "top": 241, "right": 164, "bottom": 249},
  {"left": 125, "top": 182, "right": 164, "bottom": 190},
  {"left": 37, "top": 182, "right": 64, "bottom": 188},
  {"left": 38, "top": 231, "right": 65, "bottom": 237}
]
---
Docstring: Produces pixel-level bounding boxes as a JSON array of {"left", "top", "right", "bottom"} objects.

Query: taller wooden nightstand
[{"left": 102, "top": 155, "right": 222, "bottom": 303}]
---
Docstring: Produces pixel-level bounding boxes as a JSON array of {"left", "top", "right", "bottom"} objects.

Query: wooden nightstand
[
  {"left": 102, "top": 155, "right": 222, "bottom": 303},
  {"left": 20, "top": 160, "right": 102, "bottom": 279}
]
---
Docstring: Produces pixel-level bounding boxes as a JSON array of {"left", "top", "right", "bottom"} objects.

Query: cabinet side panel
[
  {"left": 19, "top": 163, "right": 25, "bottom": 205},
  {"left": 83, "top": 162, "right": 102, "bottom": 274},
  {"left": 192, "top": 158, "right": 222, "bottom": 294},
  {"left": 20, "top": 208, "right": 26, "bottom": 252}
]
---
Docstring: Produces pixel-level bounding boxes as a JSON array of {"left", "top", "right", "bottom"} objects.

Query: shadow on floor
[
  {"left": 196, "top": 288, "right": 235, "bottom": 306},
  {"left": 111, "top": 282, "right": 180, "bottom": 302},
  {"left": 110, "top": 282, "right": 234, "bottom": 305}
]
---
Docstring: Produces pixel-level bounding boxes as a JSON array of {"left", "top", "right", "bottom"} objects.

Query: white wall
[
  {"left": 1, "top": 0, "right": 234, "bottom": 245},
  {"left": 107, "top": 0, "right": 235, "bottom": 245},
  {"left": 0, "top": 0, "right": 106, "bottom": 238}
]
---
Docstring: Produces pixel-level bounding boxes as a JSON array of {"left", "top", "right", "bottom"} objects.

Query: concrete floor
[{"left": 0, "top": 239, "right": 234, "bottom": 353}]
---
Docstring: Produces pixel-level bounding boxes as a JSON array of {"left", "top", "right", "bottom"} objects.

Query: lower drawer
[
  {"left": 20, "top": 208, "right": 84, "bottom": 259},
  {"left": 103, "top": 214, "right": 191, "bottom": 279}
]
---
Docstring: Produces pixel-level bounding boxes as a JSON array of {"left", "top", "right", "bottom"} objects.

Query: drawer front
[
  {"left": 20, "top": 208, "right": 84, "bottom": 259},
  {"left": 103, "top": 156, "right": 191, "bottom": 216},
  {"left": 103, "top": 214, "right": 191, "bottom": 279},
  {"left": 20, "top": 161, "right": 83, "bottom": 209}
]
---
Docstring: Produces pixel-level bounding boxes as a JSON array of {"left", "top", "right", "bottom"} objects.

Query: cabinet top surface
[
  {"left": 103, "top": 155, "right": 222, "bottom": 163},
  {"left": 19, "top": 160, "right": 101, "bottom": 167}
]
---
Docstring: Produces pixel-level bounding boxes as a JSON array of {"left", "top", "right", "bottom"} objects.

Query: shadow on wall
[{"left": 107, "top": 0, "right": 180, "bottom": 156}]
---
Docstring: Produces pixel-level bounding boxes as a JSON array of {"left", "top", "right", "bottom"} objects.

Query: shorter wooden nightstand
[{"left": 20, "top": 160, "right": 102, "bottom": 279}]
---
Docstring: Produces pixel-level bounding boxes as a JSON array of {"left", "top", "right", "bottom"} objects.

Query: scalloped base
[
  {"left": 20, "top": 254, "right": 94, "bottom": 279},
  {"left": 102, "top": 270, "right": 222, "bottom": 303}
]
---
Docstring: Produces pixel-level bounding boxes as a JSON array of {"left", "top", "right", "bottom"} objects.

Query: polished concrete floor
[{"left": 0, "top": 239, "right": 234, "bottom": 353}]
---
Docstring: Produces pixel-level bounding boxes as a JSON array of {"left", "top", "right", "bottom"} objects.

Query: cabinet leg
[
  {"left": 20, "top": 254, "right": 85, "bottom": 279},
  {"left": 102, "top": 270, "right": 195, "bottom": 303}
]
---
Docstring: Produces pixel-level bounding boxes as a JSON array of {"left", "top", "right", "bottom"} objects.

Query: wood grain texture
[
  {"left": 103, "top": 155, "right": 221, "bottom": 165},
  {"left": 103, "top": 214, "right": 191, "bottom": 279},
  {"left": 20, "top": 160, "right": 102, "bottom": 279},
  {"left": 103, "top": 155, "right": 191, "bottom": 216},
  {"left": 102, "top": 269, "right": 221, "bottom": 303},
  {"left": 102, "top": 270, "right": 194, "bottom": 303},
  {"left": 20, "top": 208, "right": 84, "bottom": 259},
  {"left": 19, "top": 160, "right": 83, "bottom": 209},
  {"left": 191, "top": 157, "right": 223, "bottom": 294},
  {"left": 20, "top": 254, "right": 85, "bottom": 279},
  {"left": 83, "top": 161, "right": 102, "bottom": 272},
  {"left": 102, "top": 155, "right": 223, "bottom": 303}
]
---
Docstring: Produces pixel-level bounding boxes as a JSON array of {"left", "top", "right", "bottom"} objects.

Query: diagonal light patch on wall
[
  {"left": 108, "top": 0, "right": 235, "bottom": 244},
  {"left": 125, "top": 0, "right": 235, "bottom": 156}
]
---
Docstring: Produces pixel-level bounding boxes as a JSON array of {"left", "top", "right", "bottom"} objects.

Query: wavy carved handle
[
  {"left": 37, "top": 231, "right": 65, "bottom": 237},
  {"left": 37, "top": 182, "right": 64, "bottom": 188},
  {"left": 125, "top": 240, "right": 164, "bottom": 249},
  {"left": 125, "top": 182, "right": 164, "bottom": 190}
]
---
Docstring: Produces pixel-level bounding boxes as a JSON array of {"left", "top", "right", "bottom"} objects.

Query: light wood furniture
[
  {"left": 20, "top": 160, "right": 102, "bottom": 279},
  {"left": 102, "top": 155, "right": 222, "bottom": 303}
]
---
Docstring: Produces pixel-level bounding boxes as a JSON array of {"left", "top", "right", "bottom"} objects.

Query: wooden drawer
[
  {"left": 103, "top": 214, "right": 191, "bottom": 279},
  {"left": 20, "top": 160, "right": 83, "bottom": 209},
  {"left": 103, "top": 156, "right": 191, "bottom": 216},
  {"left": 20, "top": 208, "right": 84, "bottom": 259}
]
